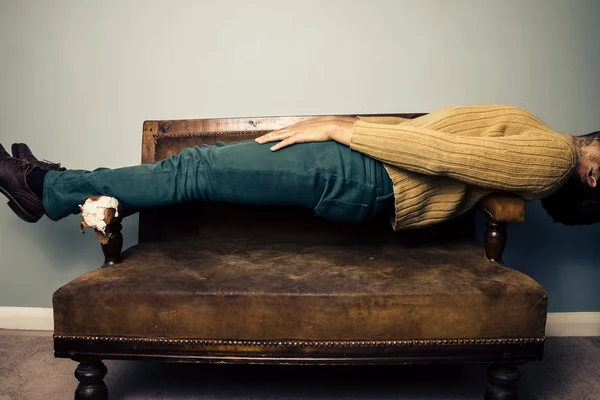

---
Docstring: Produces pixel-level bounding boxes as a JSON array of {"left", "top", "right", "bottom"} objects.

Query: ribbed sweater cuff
[
  {"left": 350, "top": 120, "right": 384, "bottom": 155},
  {"left": 356, "top": 116, "right": 407, "bottom": 125}
]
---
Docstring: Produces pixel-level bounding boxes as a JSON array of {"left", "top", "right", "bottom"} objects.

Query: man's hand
[{"left": 255, "top": 116, "right": 355, "bottom": 151}]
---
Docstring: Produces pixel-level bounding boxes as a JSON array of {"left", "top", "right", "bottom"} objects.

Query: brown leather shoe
[
  {"left": 0, "top": 147, "right": 45, "bottom": 222},
  {"left": 11, "top": 143, "right": 66, "bottom": 171}
]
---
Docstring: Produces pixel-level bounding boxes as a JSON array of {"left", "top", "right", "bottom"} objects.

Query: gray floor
[{"left": 0, "top": 330, "right": 599, "bottom": 400}]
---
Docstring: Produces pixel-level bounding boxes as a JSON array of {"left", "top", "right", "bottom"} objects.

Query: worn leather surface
[
  {"left": 53, "top": 238, "right": 547, "bottom": 340},
  {"left": 480, "top": 195, "right": 525, "bottom": 223}
]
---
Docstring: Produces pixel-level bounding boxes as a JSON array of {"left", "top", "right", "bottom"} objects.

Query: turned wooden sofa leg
[
  {"left": 484, "top": 216, "right": 507, "bottom": 264},
  {"left": 101, "top": 219, "right": 123, "bottom": 268},
  {"left": 485, "top": 363, "right": 520, "bottom": 400},
  {"left": 74, "top": 360, "right": 108, "bottom": 400}
]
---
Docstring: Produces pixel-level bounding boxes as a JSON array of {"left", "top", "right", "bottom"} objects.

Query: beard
[{"left": 540, "top": 173, "right": 600, "bottom": 225}]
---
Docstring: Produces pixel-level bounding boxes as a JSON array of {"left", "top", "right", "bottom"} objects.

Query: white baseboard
[
  {"left": 1, "top": 307, "right": 599, "bottom": 337},
  {"left": 545, "top": 312, "right": 600, "bottom": 336},
  {"left": 0, "top": 307, "right": 53, "bottom": 331}
]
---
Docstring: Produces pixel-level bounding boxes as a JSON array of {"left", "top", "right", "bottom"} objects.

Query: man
[{"left": 0, "top": 105, "right": 598, "bottom": 229}]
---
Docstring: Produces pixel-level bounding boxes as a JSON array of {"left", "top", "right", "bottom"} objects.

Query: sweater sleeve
[
  {"left": 350, "top": 120, "right": 576, "bottom": 198},
  {"left": 356, "top": 116, "right": 409, "bottom": 124}
]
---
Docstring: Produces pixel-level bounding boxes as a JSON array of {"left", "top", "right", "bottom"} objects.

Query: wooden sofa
[{"left": 52, "top": 114, "right": 544, "bottom": 400}]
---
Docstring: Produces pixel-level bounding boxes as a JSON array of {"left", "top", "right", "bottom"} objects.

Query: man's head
[
  {"left": 541, "top": 130, "right": 600, "bottom": 225},
  {"left": 573, "top": 131, "right": 600, "bottom": 189}
]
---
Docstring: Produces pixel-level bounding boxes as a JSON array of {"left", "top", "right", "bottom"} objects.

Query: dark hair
[
  {"left": 577, "top": 130, "right": 600, "bottom": 147},
  {"left": 541, "top": 130, "right": 600, "bottom": 225}
]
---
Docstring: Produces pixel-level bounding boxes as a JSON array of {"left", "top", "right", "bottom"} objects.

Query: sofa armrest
[
  {"left": 478, "top": 195, "right": 525, "bottom": 264},
  {"left": 479, "top": 195, "right": 525, "bottom": 223}
]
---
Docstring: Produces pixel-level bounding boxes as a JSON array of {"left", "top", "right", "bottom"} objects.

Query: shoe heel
[{"left": 7, "top": 200, "right": 41, "bottom": 223}]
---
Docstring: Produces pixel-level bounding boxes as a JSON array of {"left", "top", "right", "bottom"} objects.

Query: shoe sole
[{"left": 0, "top": 186, "right": 42, "bottom": 223}]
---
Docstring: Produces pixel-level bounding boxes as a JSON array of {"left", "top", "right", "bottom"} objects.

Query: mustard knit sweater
[{"left": 349, "top": 105, "right": 577, "bottom": 230}]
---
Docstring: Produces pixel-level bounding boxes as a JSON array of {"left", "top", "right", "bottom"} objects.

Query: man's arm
[
  {"left": 255, "top": 113, "right": 575, "bottom": 199},
  {"left": 255, "top": 116, "right": 407, "bottom": 150}
]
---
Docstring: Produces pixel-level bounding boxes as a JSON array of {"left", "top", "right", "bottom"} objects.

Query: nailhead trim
[{"left": 54, "top": 335, "right": 545, "bottom": 347}]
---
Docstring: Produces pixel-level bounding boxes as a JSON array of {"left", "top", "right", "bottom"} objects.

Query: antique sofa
[{"left": 52, "top": 114, "right": 544, "bottom": 400}]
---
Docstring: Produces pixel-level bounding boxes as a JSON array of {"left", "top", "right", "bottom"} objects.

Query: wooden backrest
[{"left": 138, "top": 114, "right": 475, "bottom": 245}]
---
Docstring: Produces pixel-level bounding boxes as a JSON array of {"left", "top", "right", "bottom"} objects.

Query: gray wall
[{"left": 0, "top": 0, "right": 598, "bottom": 311}]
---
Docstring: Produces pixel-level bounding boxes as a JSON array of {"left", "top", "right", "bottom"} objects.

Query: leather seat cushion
[{"left": 53, "top": 239, "right": 547, "bottom": 340}]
